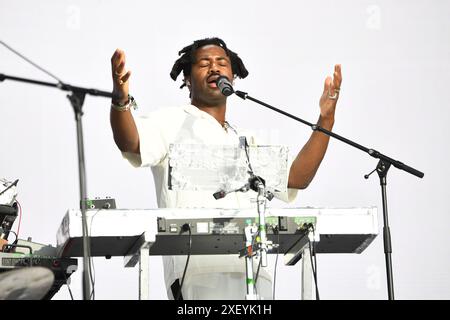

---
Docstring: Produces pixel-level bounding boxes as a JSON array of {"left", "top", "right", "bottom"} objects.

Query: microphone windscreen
[{"left": 216, "top": 76, "right": 234, "bottom": 96}]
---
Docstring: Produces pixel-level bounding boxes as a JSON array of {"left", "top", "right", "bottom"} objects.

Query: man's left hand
[{"left": 319, "top": 64, "right": 342, "bottom": 121}]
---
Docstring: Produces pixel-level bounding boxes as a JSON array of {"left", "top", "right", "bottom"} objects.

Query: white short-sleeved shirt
[{"left": 122, "top": 104, "right": 298, "bottom": 298}]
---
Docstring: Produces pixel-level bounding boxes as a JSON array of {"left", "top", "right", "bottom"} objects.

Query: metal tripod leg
[
  {"left": 301, "top": 247, "right": 313, "bottom": 300},
  {"left": 123, "top": 232, "right": 153, "bottom": 300},
  {"left": 138, "top": 245, "right": 150, "bottom": 300}
]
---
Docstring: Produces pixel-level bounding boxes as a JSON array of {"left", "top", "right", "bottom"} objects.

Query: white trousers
[{"left": 168, "top": 272, "right": 273, "bottom": 300}]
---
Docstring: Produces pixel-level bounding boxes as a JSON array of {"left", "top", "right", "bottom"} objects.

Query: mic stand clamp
[{"left": 241, "top": 180, "right": 274, "bottom": 300}]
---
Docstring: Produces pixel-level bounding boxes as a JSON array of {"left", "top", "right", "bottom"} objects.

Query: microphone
[
  {"left": 213, "top": 190, "right": 227, "bottom": 200},
  {"left": 248, "top": 175, "right": 265, "bottom": 193},
  {"left": 213, "top": 184, "right": 250, "bottom": 200},
  {"left": 215, "top": 76, "right": 234, "bottom": 96}
]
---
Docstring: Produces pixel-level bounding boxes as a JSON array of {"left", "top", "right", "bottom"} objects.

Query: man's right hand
[
  {"left": 0, "top": 238, "right": 8, "bottom": 252},
  {"left": 111, "top": 49, "right": 132, "bottom": 105}
]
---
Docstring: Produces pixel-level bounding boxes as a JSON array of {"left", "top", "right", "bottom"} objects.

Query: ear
[{"left": 185, "top": 77, "right": 191, "bottom": 89}]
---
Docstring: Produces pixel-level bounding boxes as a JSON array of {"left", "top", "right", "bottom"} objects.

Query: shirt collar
[{"left": 183, "top": 104, "right": 236, "bottom": 133}]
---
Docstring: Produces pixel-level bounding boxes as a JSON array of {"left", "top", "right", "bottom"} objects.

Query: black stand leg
[
  {"left": 67, "top": 91, "right": 91, "bottom": 300},
  {"left": 0, "top": 71, "right": 114, "bottom": 300},
  {"left": 234, "top": 90, "right": 424, "bottom": 300},
  {"left": 375, "top": 160, "right": 395, "bottom": 300}
]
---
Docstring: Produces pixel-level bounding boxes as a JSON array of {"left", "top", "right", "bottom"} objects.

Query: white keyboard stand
[{"left": 56, "top": 207, "right": 378, "bottom": 300}]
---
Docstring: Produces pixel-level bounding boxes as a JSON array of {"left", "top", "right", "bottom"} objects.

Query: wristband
[{"left": 111, "top": 94, "right": 138, "bottom": 112}]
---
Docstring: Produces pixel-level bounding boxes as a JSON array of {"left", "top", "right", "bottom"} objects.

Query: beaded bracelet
[{"left": 111, "top": 94, "right": 138, "bottom": 112}]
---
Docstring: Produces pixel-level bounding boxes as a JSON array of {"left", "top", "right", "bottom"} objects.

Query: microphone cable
[{"left": 176, "top": 223, "right": 192, "bottom": 300}]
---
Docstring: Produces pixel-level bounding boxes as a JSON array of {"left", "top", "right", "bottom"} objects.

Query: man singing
[{"left": 110, "top": 37, "right": 342, "bottom": 300}]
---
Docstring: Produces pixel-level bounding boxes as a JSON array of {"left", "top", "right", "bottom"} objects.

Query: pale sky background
[{"left": 0, "top": 0, "right": 449, "bottom": 299}]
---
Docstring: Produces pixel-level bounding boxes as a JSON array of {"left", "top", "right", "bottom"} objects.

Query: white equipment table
[{"left": 56, "top": 207, "right": 378, "bottom": 300}]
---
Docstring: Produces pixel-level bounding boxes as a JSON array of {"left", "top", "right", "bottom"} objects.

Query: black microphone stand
[
  {"left": 231, "top": 88, "right": 424, "bottom": 300},
  {"left": 0, "top": 72, "right": 113, "bottom": 300}
]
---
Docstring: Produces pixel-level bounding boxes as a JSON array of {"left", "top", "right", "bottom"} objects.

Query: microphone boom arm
[
  {"left": 234, "top": 90, "right": 423, "bottom": 178},
  {"left": 232, "top": 87, "right": 424, "bottom": 301}
]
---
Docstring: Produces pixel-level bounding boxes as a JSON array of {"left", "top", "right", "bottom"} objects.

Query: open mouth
[{"left": 207, "top": 75, "right": 220, "bottom": 88}]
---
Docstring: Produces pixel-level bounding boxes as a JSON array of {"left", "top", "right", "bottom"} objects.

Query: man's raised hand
[
  {"left": 111, "top": 49, "right": 131, "bottom": 105},
  {"left": 319, "top": 64, "right": 342, "bottom": 120}
]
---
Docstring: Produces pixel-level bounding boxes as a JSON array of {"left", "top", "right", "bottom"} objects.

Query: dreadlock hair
[{"left": 170, "top": 37, "right": 249, "bottom": 89}]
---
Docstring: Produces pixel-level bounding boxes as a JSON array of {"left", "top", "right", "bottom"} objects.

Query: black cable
[
  {"left": 254, "top": 258, "right": 261, "bottom": 296},
  {"left": 0, "top": 40, "right": 63, "bottom": 83},
  {"left": 67, "top": 282, "right": 75, "bottom": 300},
  {"left": 176, "top": 223, "right": 192, "bottom": 300},
  {"left": 306, "top": 224, "right": 320, "bottom": 300},
  {"left": 62, "top": 270, "right": 75, "bottom": 300},
  {"left": 87, "top": 209, "right": 101, "bottom": 300},
  {"left": 312, "top": 227, "right": 318, "bottom": 282},
  {"left": 273, "top": 226, "right": 280, "bottom": 300}
]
